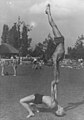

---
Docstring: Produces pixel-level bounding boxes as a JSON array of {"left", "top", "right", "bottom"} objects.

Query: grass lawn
[{"left": 0, "top": 64, "right": 84, "bottom": 120}]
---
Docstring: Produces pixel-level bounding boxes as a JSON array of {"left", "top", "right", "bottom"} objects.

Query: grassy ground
[{"left": 0, "top": 64, "right": 84, "bottom": 120}]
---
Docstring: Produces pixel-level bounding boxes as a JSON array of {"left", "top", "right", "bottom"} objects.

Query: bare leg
[
  {"left": 45, "top": 4, "right": 62, "bottom": 38},
  {"left": 20, "top": 95, "right": 35, "bottom": 118},
  {"left": 1, "top": 65, "right": 4, "bottom": 76},
  {"left": 13, "top": 65, "right": 16, "bottom": 76}
]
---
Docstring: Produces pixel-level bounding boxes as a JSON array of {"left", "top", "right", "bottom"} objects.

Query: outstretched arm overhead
[{"left": 45, "top": 4, "right": 62, "bottom": 38}]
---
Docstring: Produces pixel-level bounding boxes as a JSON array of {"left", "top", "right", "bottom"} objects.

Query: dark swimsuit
[
  {"left": 54, "top": 36, "right": 64, "bottom": 46},
  {"left": 33, "top": 93, "right": 44, "bottom": 104},
  {"left": 44, "top": 36, "right": 64, "bottom": 62}
]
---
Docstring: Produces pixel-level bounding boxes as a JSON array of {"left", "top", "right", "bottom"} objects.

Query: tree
[
  {"left": 8, "top": 23, "right": 19, "bottom": 49},
  {"left": 30, "top": 42, "right": 44, "bottom": 57},
  {"left": 1, "top": 24, "right": 9, "bottom": 43},
  {"left": 1, "top": 17, "right": 32, "bottom": 57},
  {"left": 67, "top": 35, "right": 84, "bottom": 59},
  {"left": 21, "top": 24, "right": 32, "bottom": 56},
  {"left": 30, "top": 34, "right": 54, "bottom": 57}
]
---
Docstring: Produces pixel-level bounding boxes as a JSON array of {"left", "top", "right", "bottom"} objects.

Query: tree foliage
[
  {"left": 1, "top": 18, "right": 32, "bottom": 56},
  {"left": 67, "top": 35, "right": 84, "bottom": 59},
  {"left": 1, "top": 24, "right": 9, "bottom": 43},
  {"left": 30, "top": 33, "right": 55, "bottom": 59},
  {"left": 8, "top": 23, "right": 19, "bottom": 49}
]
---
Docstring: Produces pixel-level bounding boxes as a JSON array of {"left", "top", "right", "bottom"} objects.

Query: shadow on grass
[
  {"left": 35, "top": 105, "right": 66, "bottom": 117},
  {"left": 35, "top": 98, "right": 84, "bottom": 117},
  {"left": 64, "top": 99, "right": 84, "bottom": 111}
]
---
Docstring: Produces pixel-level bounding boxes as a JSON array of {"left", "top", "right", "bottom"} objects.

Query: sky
[{"left": 0, "top": 0, "right": 84, "bottom": 52}]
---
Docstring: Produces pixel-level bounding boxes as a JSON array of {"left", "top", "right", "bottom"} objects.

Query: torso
[
  {"left": 44, "top": 36, "right": 64, "bottom": 61},
  {"left": 42, "top": 96, "right": 56, "bottom": 109},
  {"left": 33, "top": 94, "right": 57, "bottom": 109}
]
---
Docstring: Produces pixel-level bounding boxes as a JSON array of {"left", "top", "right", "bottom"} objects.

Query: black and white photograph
[{"left": 0, "top": 0, "right": 84, "bottom": 120}]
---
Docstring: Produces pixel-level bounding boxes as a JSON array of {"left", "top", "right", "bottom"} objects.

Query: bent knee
[{"left": 20, "top": 99, "right": 24, "bottom": 104}]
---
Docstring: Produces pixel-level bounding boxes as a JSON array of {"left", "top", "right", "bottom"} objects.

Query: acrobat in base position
[{"left": 20, "top": 80, "right": 65, "bottom": 118}]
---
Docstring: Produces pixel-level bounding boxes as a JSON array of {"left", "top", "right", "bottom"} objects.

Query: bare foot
[
  {"left": 45, "top": 4, "right": 50, "bottom": 14},
  {"left": 26, "top": 113, "right": 34, "bottom": 118}
]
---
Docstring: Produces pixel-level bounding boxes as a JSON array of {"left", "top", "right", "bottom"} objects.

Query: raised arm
[{"left": 51, "top": 80, "right": 58, "bottom": 101}]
